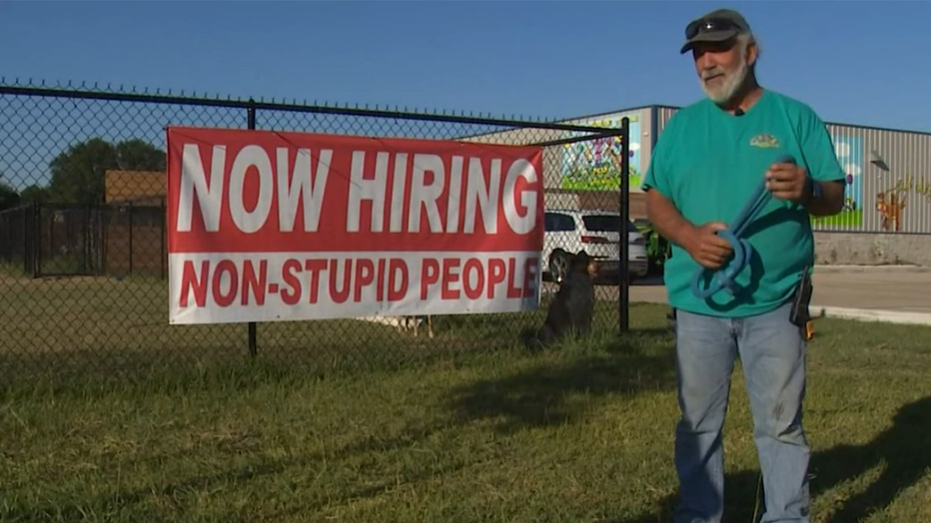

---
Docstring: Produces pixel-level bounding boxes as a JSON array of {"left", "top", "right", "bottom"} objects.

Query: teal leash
[{"left": 690, "top": 154, "right": 796, "bottom": 300}]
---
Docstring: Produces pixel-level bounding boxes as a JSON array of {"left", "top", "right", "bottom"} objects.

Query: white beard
[{"left": 700, "top": 58, "right": 749, "bottom": 105}]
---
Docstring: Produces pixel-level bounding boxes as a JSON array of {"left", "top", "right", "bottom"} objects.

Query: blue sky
[{"left": 2, "top": 1, "right": 930, "bottom": 132}]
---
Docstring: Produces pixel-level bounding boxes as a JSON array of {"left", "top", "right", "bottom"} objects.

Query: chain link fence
[{"left": 0, "top": 80, "right": 635, "bottom": 385}]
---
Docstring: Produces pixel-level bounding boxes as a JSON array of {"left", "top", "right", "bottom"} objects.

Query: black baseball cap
[{"left": 680, "top": 8, "right": 751, "bottom": 54}]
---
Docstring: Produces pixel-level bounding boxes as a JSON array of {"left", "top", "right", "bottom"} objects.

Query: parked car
[{"left": 543, "top": 210, "right": 649, "bottom": 283}]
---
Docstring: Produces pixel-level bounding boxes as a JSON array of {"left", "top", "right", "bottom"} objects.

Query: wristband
[{"left": 806, "top": 177, "right": 822, "bottom": 206}]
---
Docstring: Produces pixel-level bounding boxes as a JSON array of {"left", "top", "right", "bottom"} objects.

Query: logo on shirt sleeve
[{"left": 750, "top": 133, "right": 780, "bottom": 148}]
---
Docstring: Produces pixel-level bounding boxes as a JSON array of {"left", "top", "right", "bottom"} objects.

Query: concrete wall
[{"left": 815, "top": 232, "right": 931, "bottom": 266}]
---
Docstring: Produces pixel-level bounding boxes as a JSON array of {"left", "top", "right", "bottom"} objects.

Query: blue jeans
[{"left": 672, "top": 300, "right": 811, "bottom": 523}]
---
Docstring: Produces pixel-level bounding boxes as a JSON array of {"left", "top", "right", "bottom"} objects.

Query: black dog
[{"left": 526, "top": 252, "right": 597, "bottom": 348}]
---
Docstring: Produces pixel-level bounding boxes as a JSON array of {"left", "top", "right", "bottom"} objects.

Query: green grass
[
  {"left": 2, "top": 305, "right": 931, "bottom": 522},
  {"left": 0, "top": 274, "right": 619, "bottom": 384},
  {"left": 0, "top": 261, "right": 30, "bottom": 278}
]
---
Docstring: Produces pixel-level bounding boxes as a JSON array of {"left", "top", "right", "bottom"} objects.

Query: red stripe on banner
[{"left": 166, "top": 127, "right": 543, "bottom": 254}]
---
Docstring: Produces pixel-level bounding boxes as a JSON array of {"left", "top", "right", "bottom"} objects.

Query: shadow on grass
[
  {"left": 2, "top": 414, "right": 476, "bottom": 521},
  {"left": 610, "top": 394, "right": 931, "bottom": 523},
  {"left": 12, "top": 328, "right": 678, "bottom": 520},
  {"left": 808, "top": 394, "right": 931, "bottom": 523},
  {"left": 445, "top": 326, "right": 676, "bottom": 434},
  {"left": 2, "top": 305, "right": 679, "bottom": 520}
]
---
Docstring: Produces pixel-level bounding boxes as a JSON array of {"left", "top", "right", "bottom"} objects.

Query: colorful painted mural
[
  {"left": 561, "top": 113, "right": 642, "bottom": 191},
  {"left": 813, "top": 134, "right": 863, "bottom": 227},
  {"left": 875, "top": 174, "right": 931, "bottom": 231},
  {"left": 876, "top": 188, "right": 907, "bottom": 231}
]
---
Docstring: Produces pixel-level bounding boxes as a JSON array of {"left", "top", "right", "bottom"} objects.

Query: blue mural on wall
[{"left": 816, "top": 134, "right": 863, "bottom": 227}]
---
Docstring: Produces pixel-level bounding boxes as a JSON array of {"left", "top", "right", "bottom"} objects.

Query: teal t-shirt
[{"left": 642, "top": 90, "right": 846, "bottom": 317}]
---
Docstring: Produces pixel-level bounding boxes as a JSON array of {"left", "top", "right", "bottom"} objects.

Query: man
[{"left": 641, "top": 8, "right": 846, "bottom": 523}]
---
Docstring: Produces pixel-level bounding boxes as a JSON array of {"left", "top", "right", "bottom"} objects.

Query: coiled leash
[{"left": 691, "top": 154, "right": 796, "bottom": 299}]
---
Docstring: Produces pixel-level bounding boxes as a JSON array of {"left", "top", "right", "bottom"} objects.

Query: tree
[
  {"left": 20, "top": 184, "right": 50, "bottom": 204},
  {"left": 115, "top": 139, "right": 167, "bottom": 172},
  {"left": 48, "top": 138, "right": 165, "bottom": 204},
  {"left": 0, "top": 181, "right": 20, "bottom": 211}
]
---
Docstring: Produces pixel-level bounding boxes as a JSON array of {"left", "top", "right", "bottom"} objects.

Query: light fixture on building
[{"left": 870, "top": 150, "right": 890, "bottom": 172}]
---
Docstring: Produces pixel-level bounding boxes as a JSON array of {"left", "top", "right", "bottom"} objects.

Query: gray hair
[{"left": 737, "top": 33, "right": 760, "bottom": 76}]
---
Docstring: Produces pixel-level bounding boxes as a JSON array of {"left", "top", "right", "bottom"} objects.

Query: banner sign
[{"left": 166, "top": 127, "right": 544, "bottom": 324}]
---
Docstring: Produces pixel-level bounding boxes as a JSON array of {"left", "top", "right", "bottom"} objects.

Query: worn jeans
[{"left": 672, "top": 300, "right": 811, "bottom": 523}]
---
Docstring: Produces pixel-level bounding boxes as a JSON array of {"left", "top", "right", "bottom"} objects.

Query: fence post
[
  {"left": 66, "top": 208, "right": 73, "bottom": 273},
  {"left": 83, "top": 205, "right": 89, "bottom": 274},
  {"left": 48, "top": 206, "right": 54, "bottom": 272},
  {"left": 247, "top": 100, "right": 258, "bottom": 358},
  {"left": 22, "top": 205, "right": 29, "bottom": 276},
  {"left": 2, "top": 210, "right": 8, "bottom": 263},
  {"left": 102, "top": 206, "right": 109, "bottom": 275},
  {"left": 34, "top": 203, "right": 41, "bottom": 278},
  {"left": 128, "top": 202, "right": 134, "bottom": 276},
  {"left": 619, "top": 117, "right": 630, "bottom": 333},
  {"left": 161, "top": 199, "right": 166, "bottom": 280},
  {"left": 94, "top": 205, "right": 100, "bottom": 275}
]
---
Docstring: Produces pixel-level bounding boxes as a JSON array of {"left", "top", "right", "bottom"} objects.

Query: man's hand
[
  {"left": 684, "top": 222, "right": 734, "bottom": 270},
  {"left": 765, "top": 161, "right": 810, "bottom": 204}
]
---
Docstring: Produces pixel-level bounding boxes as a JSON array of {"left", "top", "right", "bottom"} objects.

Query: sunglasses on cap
[{"left": 685, "top": 17, "right": 743, "bottom": 39}]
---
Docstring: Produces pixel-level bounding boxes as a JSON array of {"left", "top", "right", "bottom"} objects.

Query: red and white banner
[{"left": 166, "top": 126, "right": 544, "bottom": 324}]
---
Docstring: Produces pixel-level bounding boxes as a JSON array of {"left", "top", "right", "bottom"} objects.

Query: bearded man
[{"left": 641, "top": 8, "right": 846, "bottom": 523}]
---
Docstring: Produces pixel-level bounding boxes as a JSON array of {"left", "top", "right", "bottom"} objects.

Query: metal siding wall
[
  {"left": 656, "top": 106, "right": 679, "bottom": 135},
  {"left": 820, "top": 124, "right": 931, "bottom": 234}
]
